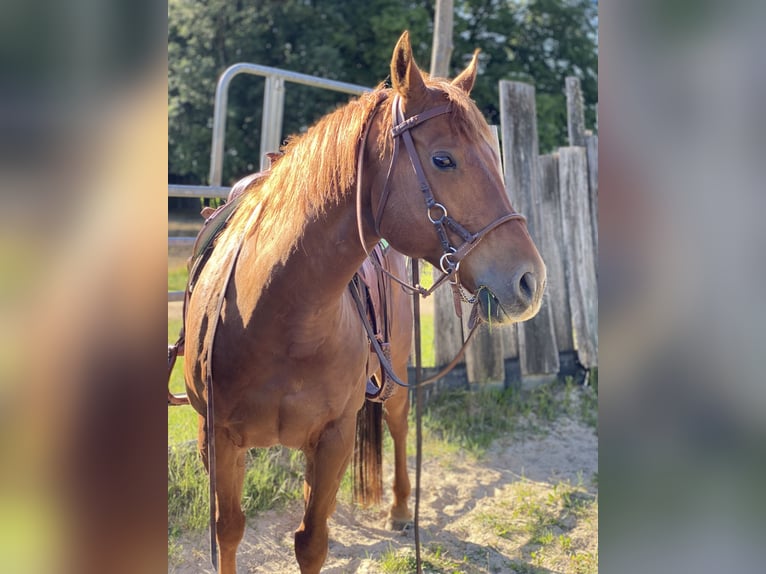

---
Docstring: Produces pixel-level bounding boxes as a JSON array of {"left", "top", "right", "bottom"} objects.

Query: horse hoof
[{"left": 386, "top": 517, "right": 413, "bottom": 532}]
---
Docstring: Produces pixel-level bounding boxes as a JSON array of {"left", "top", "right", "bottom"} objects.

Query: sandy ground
[{"left": 169, "top": 411, "right": 597, "bottom": 573}]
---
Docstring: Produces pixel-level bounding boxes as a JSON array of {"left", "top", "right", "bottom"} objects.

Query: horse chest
[{"left": 229, "top": 370, "right": 365, "bottom": 450}]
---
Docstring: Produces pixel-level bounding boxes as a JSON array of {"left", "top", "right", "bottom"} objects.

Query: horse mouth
[
  {"left": 471, "top": 285, "right": 540, "bottom": 327},
  {"left": 469, "top": 287, "right": 507, "bottom": 327}
]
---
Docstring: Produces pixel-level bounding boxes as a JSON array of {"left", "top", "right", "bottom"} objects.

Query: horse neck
[
  {"left": 233, "top": 104, "right": 390, "bottom": 320},
  {"left": 292, "top": 195, "right": 373, "bottom": 303},
  {"left": 235, "top": 191, "right": 374, "bottom": 323},
  {"left": 262, "top": 124, "right": 390, "bottom": 310}
]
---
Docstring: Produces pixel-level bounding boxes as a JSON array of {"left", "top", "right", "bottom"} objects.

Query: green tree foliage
[
  {"left": 169, "top": 0, "right": 596, "bottom": 185},
  {"left": 453, "top": 0, "right": 597, "bottom": 152}
]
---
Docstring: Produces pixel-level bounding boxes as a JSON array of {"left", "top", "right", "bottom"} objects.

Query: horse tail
[{"left": 353, "top": 398, "right": 383, "bottom": 506}]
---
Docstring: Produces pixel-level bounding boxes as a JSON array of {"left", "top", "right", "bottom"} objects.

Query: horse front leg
[
  {"left": 295, "top": 414, "right": 356, "bottom": 574},
  {"left": 383, "top": 378, "right": 413, "bottom": 530}
]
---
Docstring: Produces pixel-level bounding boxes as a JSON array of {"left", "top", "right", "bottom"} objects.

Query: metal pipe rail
[
  {"left": 209, "top": 63, "right": 370, "bottom": 180},
  {"left": 168, "top": 184, "right": 230, "bottom": 199},
  {"left": 169, "top": 64, "right": 371, "bottom": 304}
]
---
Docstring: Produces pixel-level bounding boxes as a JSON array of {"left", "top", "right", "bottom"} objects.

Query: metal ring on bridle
[
  {"left": 428, "top": 203, "right": 448, "bottom": 224},
  {"left": 439, "top": 249, "right": 459, "bottom": 274}
]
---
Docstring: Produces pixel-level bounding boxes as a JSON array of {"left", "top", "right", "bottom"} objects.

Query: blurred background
[
  {"left": 1, "top": 0, "right": 765, "bottom": 572},
  {"left": 0, "top": 0, "right": 167, "bottom": 572},
  {"left": 600, "top": 0, "right": 766, "bottom": 571}
]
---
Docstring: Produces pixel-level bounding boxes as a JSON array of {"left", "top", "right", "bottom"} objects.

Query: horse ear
[
  {"left": 390, "top": 31, "right": 427, "bottom": 101},
  {"left": 452, "top": 49, "right": 480, "bottom": 95}
]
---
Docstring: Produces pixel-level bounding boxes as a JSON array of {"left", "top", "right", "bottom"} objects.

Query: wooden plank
[
  {"left": 585, "top": 134, "right": 598, "bottom": 258},
  {"left": 465, "top": 323, "right": 506, "bottom": 384},
  {"left": 499, "top": 81, "right": 560, "bottom": 380},
  {"left": 464, "top": 123, "right": 511, "bottom": 383},
  {"left": 490, "top": 124, "right": 518, "bottom": 363},
  {"left": 538, "top": 154, "right": 573, "bottom": 353},
  {"left": 432, "top": 268, "right": 466, "bottom": 366},
  {"left": 565, "top": 77, "right": 586, "bottom": 147},
  {"left": 429, "top": 1, "right": 456, "bottom": 378},
  {"left": 558, "top": 147, "right": 598, "bottom": 368},
  {"left": 429, "top": 0, "right": 454, "bottom": 78},
  {"left": 498, "top": 323, "right": 518, "bottom": 362}
]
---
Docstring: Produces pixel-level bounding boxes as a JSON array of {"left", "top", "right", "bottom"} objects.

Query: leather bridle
[{"left": 357, "top": 92, "right": 527, "bottom": 304}]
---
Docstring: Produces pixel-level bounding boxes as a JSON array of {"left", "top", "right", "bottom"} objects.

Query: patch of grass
[
  {"left": 376, "top": 543, "right": 466, "bottom": 573},
  {"left": 570, "top": 550, "right": 598, "bottom": 574},
  {"left": 553, "top": 481, "right": 592, "bottom": 519},
  {"left": 167, "top": 538, "right": 183, "bottom": 566},
  {"left": 168, "top": 395, "right": 197, "bottom": 446},
  {"left": 532, "top": 528, "right": 554, "bottom": 546},
  {"left": 558, "top": 534, "right": 573, "bottom": 552},
  {"left": 168, "top": 264, "right": 188, "bottom": 292},
  {"left": 168, "top": 445, "right": 305, "bottom": 538},
  {"left": 167, "top": 445, "right": 209, "bottom": 534},
  {"left": 240, "top": 448, "right": 305, "bottom": 515},
  {"left": 378, "top": 545, "right": 418, "bottom": 573},
  {"left": 578, "top": 380, "right": 598, "bottom": 430},
  {"left": 506, "top": 561, "right": 551, "bottom": 574},
  {"left": 419, "top": 310, "right": 436, "bottom": 367},
  {"left": 336, "top": 458, "right": 356, "bottom": 504},
  {"left": 418, "top": 381, "right": 588, "bottom": 455},
  {"left": 472, "top": 478, "right": 597, "bottom": 574},
  {"left": 477, "top": 508, "right": 513, "bottom": 538},
  {"left": 168, "top": 318, "right": 197, "bottom": 445},
  {"left": 419, "top": 387, "right": 518, "bottom": 453}
]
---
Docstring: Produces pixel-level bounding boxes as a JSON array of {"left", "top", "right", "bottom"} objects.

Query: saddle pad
[{"left": 188, "top": 170, "right": 268, "bottom": 291}]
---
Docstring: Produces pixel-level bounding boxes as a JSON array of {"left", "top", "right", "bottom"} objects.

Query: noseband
[{"left": 357, "top": 92, "right": 527, "bottom": 301}]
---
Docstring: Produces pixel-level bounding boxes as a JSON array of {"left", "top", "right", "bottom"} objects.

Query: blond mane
[{"left": 212, "top": 88, "right": 381, "bottom": 268}]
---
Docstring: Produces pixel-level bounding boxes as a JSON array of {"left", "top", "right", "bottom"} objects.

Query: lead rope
[{"left": 411, "top": 258, "right": 424, "bottom": 573}]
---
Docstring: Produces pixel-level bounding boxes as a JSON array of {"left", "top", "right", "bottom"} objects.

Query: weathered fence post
[
  {"left": 463, "top": 125, "right": 509, "bottom": 385},
  {"left": 564, "top": 76, "right": 597, "bottom": 369},
  {"left": 585, "top": 133, "right": 598, "bottom": 258},
  {"left": 558, "top": 147, "right": 598, "bottom": 369},
  {"left": 464, "top": 322, "right": 506, "bottom": 385},
  {"left": 565, "top": 77, "right": 586, "bottom": 147},
  {"left": 499, "top": 81, "right": 560, "bottom": 385},
  {"left": 567, "top": 76, "right": 598, "bottom": 258},
  {"left": 430, "top": 0, "right": 454, "bottom": 78},
  {"left": 432, "top": 271, "right": 465, "bottom": 367},
  {"left": 489, "top": 125, "right": 519, "bottom": 364},
  {"left": 538, "top": 154, "right": 573, "bottom": 353},
  {"left": 429, "top": 0, "right": 471, "bottom": 373}
]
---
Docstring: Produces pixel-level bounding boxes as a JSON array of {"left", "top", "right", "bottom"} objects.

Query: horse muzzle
[{"left": 473, "top": 265, "right": 546, "bottom": 325}]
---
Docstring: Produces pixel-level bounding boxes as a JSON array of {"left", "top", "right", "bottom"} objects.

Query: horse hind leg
[
  {"left": 197, "top": 416, "right": 247, "bottom": 574},
  {"left": 383, "top": 372, "right": 413, "bottom": 531}
]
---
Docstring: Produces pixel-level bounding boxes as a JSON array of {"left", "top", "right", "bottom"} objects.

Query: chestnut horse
[{"left": 183, "top": 31, "right": 546, "bottom": 573}]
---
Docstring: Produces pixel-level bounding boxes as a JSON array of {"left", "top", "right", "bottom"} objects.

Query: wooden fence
[{"left": 426, "top": 76, "right": 597, "bottom": 390}]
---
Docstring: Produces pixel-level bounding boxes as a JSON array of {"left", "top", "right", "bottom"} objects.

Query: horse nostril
[{"left": 519, "top": 272, "right": 537, "bottom": 302}]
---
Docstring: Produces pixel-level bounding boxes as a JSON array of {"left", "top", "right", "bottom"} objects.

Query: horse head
[{"left": 363, "top": 31, "right": 547, "bottom": 324}]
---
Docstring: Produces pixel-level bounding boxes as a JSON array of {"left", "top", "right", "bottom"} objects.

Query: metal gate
[{"left": 168, "top": 64, "right": 369, "bottom": 302}]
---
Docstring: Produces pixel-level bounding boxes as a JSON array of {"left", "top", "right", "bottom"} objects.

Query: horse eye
[{"left": 432, "top": 154, "right": 456, "bottom": 170}]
